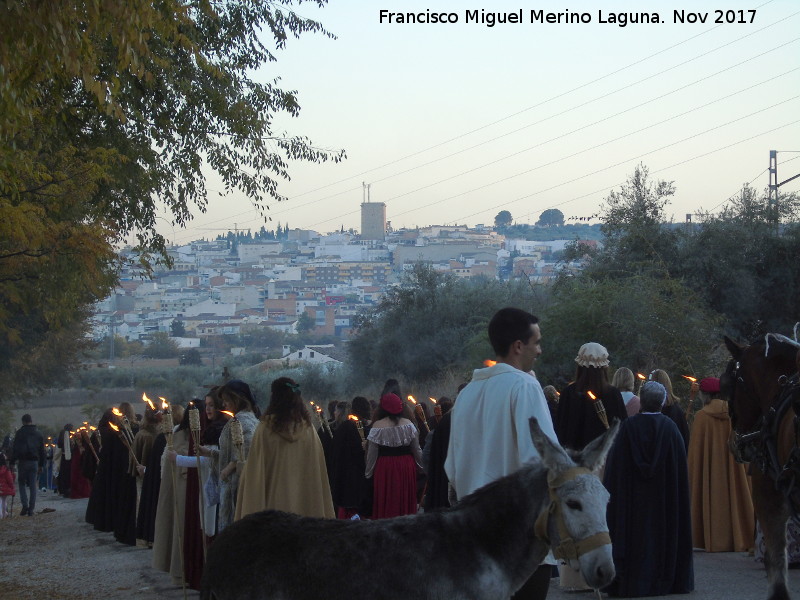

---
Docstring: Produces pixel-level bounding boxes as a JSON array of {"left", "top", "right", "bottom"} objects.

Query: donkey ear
[
  {"left": 528, "top": 418, "right": 572, "bottom": 470},
  {"left": 724, "top": 336, "right": 743, "bottom": 360},
  {"left": 579, "top": 418, "right": 620, "bottom": 472}
]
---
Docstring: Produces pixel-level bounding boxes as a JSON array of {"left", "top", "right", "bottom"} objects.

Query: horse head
[
  {"left": 529, "top": 418, "right": 619, "bottom": 590},
  {"left": 723, "top": 335, "right": 799, "bottom": 435}
]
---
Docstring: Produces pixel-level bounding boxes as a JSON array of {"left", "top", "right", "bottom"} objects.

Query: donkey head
[{"left": 529, "top": 418, "right": 619, "bottom": 590}]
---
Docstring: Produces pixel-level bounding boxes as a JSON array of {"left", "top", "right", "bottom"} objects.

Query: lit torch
[
  {"left": 683, "top": 375, "right": 698, "bottom": 420},
  {"left": 188, "top": 401, "right": 208, "bottom": 560},
  {"left": 142, "top": 392, "right": 157, "bottom": 412},
  {"left": 587, "top": 390, "right": 609, "bottom": 430},
  {"left": 348, "top": 414, "right": 366, "bottom": 445},
  {"left": 430, "top": 397, "right": 442, "bottom": 425},
  {"left": 109, "top": 422, "right": 140, "bottom": 467},
  {"left": 408, "top": 395, "right": 429, "bottom": 433},
  {"left": 636, "top": 372, "right": 647, "bottom": 395},
  {"left": 484, "top": 359, "right": 497, "bottom": 367},
  {"left": 310, "top": 402, "right": 333, "bottom": 438},
  {"left": 160, "top": 399, "right": 174, "bottom": 447},
  {"left": 112, "top": 407, "right": 135, "bottom": 446}
]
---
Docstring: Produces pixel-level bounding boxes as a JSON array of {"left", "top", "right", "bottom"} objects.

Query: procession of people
[{"left": 0, "top": 306, "right": 767, "bottom": 599}]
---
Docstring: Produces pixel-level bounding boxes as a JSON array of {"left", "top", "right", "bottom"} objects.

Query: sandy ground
[{"left": 0, "top": 492, "right": 198, "bottom": 600}]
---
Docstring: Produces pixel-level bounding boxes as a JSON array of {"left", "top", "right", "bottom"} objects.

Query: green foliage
[
  {"left": 296, "top": 312, "right": 315, "bottom": 334},
  {"left": 238, "top": 326, "right": 286, "bottom": 350},
  {"left": 494, "top": 210, "right": 513, "bottom": 227},
  {"left": 142, "top": 332, "right": 180, "bottom": 359},
  {"left": 0, "top": 0, "right": 343, "bottom": 400},
  {"left": 537, "top": 274, "right": 723, "bottom": 386},
  {"left": 171, "top": 319, "right": 186, "bottom": 337},
  {"left": 347, "top": 264, "right": 538, "bottom": 385},
  {"left": 536, "top": 209, "right": 565, "bottom": 227},
  {"left": 179, "top": 348, "right": 203, "bottom": 366},
  {"left": 589, "top": 166, "right": 800, "bottom": 341}
]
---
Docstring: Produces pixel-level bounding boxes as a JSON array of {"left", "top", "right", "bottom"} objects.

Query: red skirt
[
  {"left": 70, "top": 449, "right": 92, "bottom": 499},
  {"left": 372, "top": 454, "right": 417, "bottom": 519}
]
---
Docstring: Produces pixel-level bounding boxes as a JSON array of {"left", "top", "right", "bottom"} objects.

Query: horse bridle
[{"left": 533, "top": 467, "right": 611, "bottom": 562}]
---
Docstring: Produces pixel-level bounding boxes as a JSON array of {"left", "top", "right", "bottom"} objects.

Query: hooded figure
[
  {"left": 687, "top": 377, "right": 754, "bottom": 552},
  {"left": 234, "top": 377, "right": 334, "bottom": 521},
  {"left": 603, "top": 381, "right": 694, "bottom": 597}
]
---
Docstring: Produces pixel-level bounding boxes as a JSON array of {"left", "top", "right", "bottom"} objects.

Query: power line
[
  {"left": 167, "top": 3, "right": 796, "bottom": 242},
  {"left": 445, "top": 119, "right": 800, "bottom": 226},
  {"left": 306, "top": 97, "right": 799, "bottom": 229}
]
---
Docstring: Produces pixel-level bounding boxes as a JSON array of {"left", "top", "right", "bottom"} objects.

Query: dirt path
[{"left": 0, "top": 491, "right": 198, "bottom": 600}]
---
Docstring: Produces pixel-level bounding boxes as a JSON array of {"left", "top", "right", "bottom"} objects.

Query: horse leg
[{"left": 752, "top": 469, "right": 791, "bottom": 600}]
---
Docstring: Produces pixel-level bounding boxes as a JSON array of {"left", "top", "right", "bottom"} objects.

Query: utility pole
[{"left": 768, "top": 150, "right": 800, "bottom": 235}]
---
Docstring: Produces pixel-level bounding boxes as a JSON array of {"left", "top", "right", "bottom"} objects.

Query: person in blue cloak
[{"left": 603, "top": 380, "right": 694, "bottom": 597}]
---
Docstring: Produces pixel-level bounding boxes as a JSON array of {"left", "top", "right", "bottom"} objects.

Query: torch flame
[
  {"left": 429, "top": 397, "right": 437, "bottom": 404},
  {"left": 587, "top": 390, "right": 597, "bottom": 401},
  {"left": 112, "top": 407, "right": 123, "bottom": 417},
  {"left": 348, "top": 415, "right": 360, "bottom": 422},
  {"left": 636, "top": 373, "right": 646, "bottom": 381},
  {"left": 408, "top": 395, "right": 417, "bottom": 404},
  {"left": 220, "top": 410, "right": 235, "bottom": 418},
  {"left": 142, "top": 392, "right": 156, "bottom": 411},
  {"left": 682, "top": 375, "right": 697, "bottom": 383},
  {"left": 109, "top": 423, "right": 120, "bottom": 432},
  {"left": 484, "top": 359, "right": 497, "bottom": 367},
  {"left": 160, "top": 397, "right": 170, "bottom": 411}
]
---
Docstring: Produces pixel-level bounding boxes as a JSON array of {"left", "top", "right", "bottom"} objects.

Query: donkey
[{"left": 201, "top": 418, "right": 618, "bottom": 600}]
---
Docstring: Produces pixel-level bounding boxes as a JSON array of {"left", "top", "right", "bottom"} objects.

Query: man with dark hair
[
  {"left": 12, "top": 414, "right": 45, "bottom": 516},
  {"left": 445, "top": 307, "right": 556, "bottom": 600}
]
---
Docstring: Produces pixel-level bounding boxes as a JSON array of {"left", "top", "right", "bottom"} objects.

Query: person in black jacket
[{"left": 11, "top": 414, "right": 45, "bottom": 516}]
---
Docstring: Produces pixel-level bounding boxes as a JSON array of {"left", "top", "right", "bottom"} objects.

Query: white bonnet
[{"left": 575, "top": 342, "right": 610, "bottom": 368}]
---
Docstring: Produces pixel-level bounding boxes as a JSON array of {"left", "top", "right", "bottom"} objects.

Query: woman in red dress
[{"left": 365, "top": 393, "right": 422, "bottom": 519}]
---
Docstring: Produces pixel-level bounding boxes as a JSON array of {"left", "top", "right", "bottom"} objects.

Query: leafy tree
[
  {"left": 143, "top": 332, "right": 180, "bottom": 359},
  {"left": 1, "top": 0, "right": 342, "bottom": 398},
  {"left": 180, "top": 348, "right": 203, "bottom": 366},
  {"left": 674, "top": 186, "right": 800, "bottom": 339},
  {"left": 594, "top": 163, "right": 678, "bottom": 277},
  {"left": 171, "top": 319, "right": 186, "bottom": 338},
  {"left": 348, "top": 264, "right": 537, "bottom": 385},
  {"left": 296, "top": 311, "right": 316, "bottom": 334},
  {"left": 494, "top": 210, "right": 513, "bottom": 227},
  {"left": 536, "top": 209, "right": 564, "bottom": 227},
  {"left": 537, "top": 274, "right": 723, "bottom": 389}
]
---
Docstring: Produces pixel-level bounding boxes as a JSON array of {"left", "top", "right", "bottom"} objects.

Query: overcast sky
[{"left": 161, "top": 0, "right": 800, "bottom": 246}]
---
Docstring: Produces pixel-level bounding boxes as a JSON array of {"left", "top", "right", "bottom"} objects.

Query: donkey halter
[{"left": 533, "top": 467, "right": 611, "bottom": 562}]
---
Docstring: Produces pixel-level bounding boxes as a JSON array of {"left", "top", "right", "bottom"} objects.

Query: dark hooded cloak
[{"left": 603, "top": 413, "right": 694, "bottom": 597}]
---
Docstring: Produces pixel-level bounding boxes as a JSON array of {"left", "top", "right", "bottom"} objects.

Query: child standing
[{"left": 0, "top": 454, "right": 15, "bottom": 518}]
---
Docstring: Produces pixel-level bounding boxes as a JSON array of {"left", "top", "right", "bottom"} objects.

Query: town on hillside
[{"left": 93, "top": 205, "right": 600, "bottom": 364}]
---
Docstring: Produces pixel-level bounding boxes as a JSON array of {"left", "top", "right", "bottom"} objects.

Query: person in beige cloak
[
  {"left": 687, "top": 376, "right": 754, "bottom": 552},
  {"left": 152, "top": 409, "right": 190, "bottom": 586},
  {"left": 235, "top": 377, "right": 334, "bottom": 521}
]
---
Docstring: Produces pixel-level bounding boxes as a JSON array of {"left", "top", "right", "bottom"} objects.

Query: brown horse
[{"left": 723, "top": 335, "right": 800, "bottom": 600}]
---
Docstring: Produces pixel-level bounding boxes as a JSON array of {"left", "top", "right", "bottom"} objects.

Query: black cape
[
  {"left": 554, "top": 384, "right": 627, "bottom": 451},
  {"left": 112, "top": 424, "right": 139, "bottom": 546},
  {"left": 423, "top": 411, "right": 452, "bottom": 511},
  {"left": 662, "top": 402, "right": 690, "bottom": 451},
  {"left": 136, "top": 433, "right": 166, "bottom": 544},
  {"left": 85, "top": 425, "right": 116, "bottom": 531},
  {"left": 330, "top": 420, "right": 372, "bottom": 516},
  {"left": 603, "top": 413, "right": 694, "bottom": 597}
]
